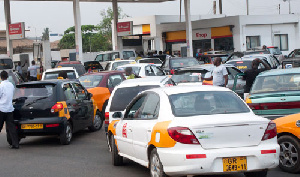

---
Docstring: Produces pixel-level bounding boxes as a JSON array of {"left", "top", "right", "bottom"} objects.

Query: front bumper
[
  {"left": 16, "top": 117, "right": 67, "bottom": 136},
  {"left": 157, "top": 140, "right": 279, "bottom": 176}
]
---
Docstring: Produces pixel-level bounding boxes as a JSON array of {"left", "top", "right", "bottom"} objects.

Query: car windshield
[
  {"left": 0, "top": 58, "right": 13, "bottom": 70},
  {"left": 44, "top": 71, "right": 77, "bottom": 80},
  {"left": 268, "top": 47, "right": 281, "bottom": 55},
  {"left": 110, "top": 85, "right": 160, "bottom": 112},
  {"left": 169, "top": 91, "right": 250, "bottom": 117},
  {"left": 112, "top": 61, "right": 132, "bottom": 70},
  {"left": 251, "top": 74, "right": 300, "bottom": 94},
  {"left": 57, "top": 64, "right": 85, "bottom": 76},
  {"left": 226, "top": 60, "right": 253, "bottom": 72},
  {"left": 14, "top": 84, "right": 55, "bottom": 102},
  {"left": 170, "top": 58, "right": 199, "bottom": 68},
  {"left": 172, "top": 72, "right": 203, "bottom": 83},
  {"left": 117, "top": 66, "right": 141, "bottom": 75},
  {"left": 79, "top": 75, "right": 103, "bottom": 88},
  {"left": 139, "top": 59, "right": 162, "bottom": 64}
]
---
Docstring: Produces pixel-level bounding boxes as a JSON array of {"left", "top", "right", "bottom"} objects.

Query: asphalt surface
[{"left": 0, "top": 127, "right": 299, "bottom": 177}]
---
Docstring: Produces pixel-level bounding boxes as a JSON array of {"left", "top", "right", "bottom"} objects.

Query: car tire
[
  {"left": 111, "top": 135, "right": 123, "bottom": 166},
  {"left": 244, "top": 170, "right": 267, "bottom": 177},
  {"left": 60, "top": 122, "right": 72, "bottom": 145},
  {"left": 88, "top": 112, "right": 103, "bottom": 132},
  {"left": 150, "top": 148, "right": 166, "bottom": 177},
  {"left": 102, "top": 100, "right": 108, "bottom": 118},
  {"left": 107, "top": 134, "right": 112, "bottom": 152},
  {"left": 278, "top": 135, "right": 300, "bottom": 173}
]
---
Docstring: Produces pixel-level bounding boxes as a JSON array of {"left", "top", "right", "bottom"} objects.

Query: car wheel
[
  {"left": 244, "top": 170, "right": 267, "bottom": 177},
  {"left": 88, "top": 112, "right": 103, "bottom": 132},
  {"left": 111, "top": 135, "right": 123, "bottom": 166},
  {"left": 102, "top": 100, "right": 108, "bottom": 118},
  {"left": 60, "top": 122, "right": 72, "bottom": 145},
  {"left": 150, "top": 148, "right": 166, "bottom": 177},
  {"left": 107, "top": 134, "right": 112, "bottom": 152},
  {"left": 278, "top": 135, "right": 300, "bottom": 173}
]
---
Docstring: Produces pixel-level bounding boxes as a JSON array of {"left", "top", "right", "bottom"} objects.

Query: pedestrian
[
  {"left": 16, "top": 61, "right": 22, "bottom": 75},
  {"left": 125, "top": 67, "right": 139, "bottom": 79},
  {"left": 243, "top": 58, "right": 271, "bottom": 99},
  {"left": 27, "top": 60, "right": 39, "bottom": 81},
  {"left": 0, "top": 71, "right": 19, "bottom": 149},
  {"left": 204, "top": 57, "right": 228, "bottom": 87}
]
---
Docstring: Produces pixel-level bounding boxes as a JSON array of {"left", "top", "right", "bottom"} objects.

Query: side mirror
[
  {"left": 87, "top": 92, "right": 93, "bottom": 100},
  {"left": 112, "top": 112, "right": 122, "bottom": 118}
]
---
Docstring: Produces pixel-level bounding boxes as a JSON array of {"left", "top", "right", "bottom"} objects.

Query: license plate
[
  {"left": 93, "top": 70, "right": 98, "bottom": 72},
  {"left": 21, "top": 124, "right": 43, "bottom": 129},
  {"left": 223, "top": 157, "right": 247, "bottom": 172}
]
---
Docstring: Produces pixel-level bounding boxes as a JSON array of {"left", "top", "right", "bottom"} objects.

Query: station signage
[
  {"left": 193, "top": 29, "right": 211, "bottom": 40},
  {"left": 117, "top": 21, "right": 133, "bottom": 36},
  {"left": 9, "top": 22, "right": 25, "bottom": 40}
]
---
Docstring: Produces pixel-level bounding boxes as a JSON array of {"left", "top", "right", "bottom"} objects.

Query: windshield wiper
[
  {"left": 25, "top": 97, "right": 49, "bottom": 106},
  {"left": 13, "top": 97, "right": 28, "bottom": 102}
]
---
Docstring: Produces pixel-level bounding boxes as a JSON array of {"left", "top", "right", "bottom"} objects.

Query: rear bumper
[
  {"left": 15, "top": 117, "right": 67, "bottom": 136},
  {"left": 157, "top": 140, "right": 279, "bottom": 176}
]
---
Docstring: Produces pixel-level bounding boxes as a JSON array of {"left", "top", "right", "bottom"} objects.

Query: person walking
[
  {"left": 27, "top": 60, "right": 39, "bottom": 81},
  {"left": 205, "top": 57, "right": 228, "bottom": 87},
  {"left": 16, "top": 62, "right": 22, "bottom": 75},
  {"left": 0, "top": 71, "right": 19, "bottom": 149},
  {"left": 243, "top": 58, "right": 271, "bottom": 99}
]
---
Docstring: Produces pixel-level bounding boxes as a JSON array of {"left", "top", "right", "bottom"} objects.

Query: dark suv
[
  {"left": 13, "top": 80, "right": 102, "bottom": 145},
  {"left": 56, "top": 61, "right": 86, "bottom": 76}
]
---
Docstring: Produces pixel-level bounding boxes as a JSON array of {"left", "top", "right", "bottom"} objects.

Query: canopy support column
[
  {"left": 73, "top": 0, "right": 83, "bottom": 62},
  {"left": 184, "top": 0, "right": 193, "bottom": 57},
  {"left": 112, "top": 0, "right": 123, "bottom": 58},
  {"left": 4, "top": 0, "right": 13, "bottom": 57}
]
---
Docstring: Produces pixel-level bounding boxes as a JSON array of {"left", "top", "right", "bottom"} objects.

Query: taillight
[
  {"left": 262, "top": 121, "right": 277, "bottom": 141},
  {"left": 46, "top": 124, "right": 60, "bottom": 128},
  {"left": 248, "top": 103, "right": 261, "bottom": 110},
  {"left": 168, "top": 127, "right": 200, "bottom": 144},
  {"left": 170, "top": 69, "right": 175, "bottom": 75},
  {"left": 105, "top": 112, "right": 109, "bottom": 124},
  {"left": 51, "top": 103, "right": 63, "bottom": 113}
]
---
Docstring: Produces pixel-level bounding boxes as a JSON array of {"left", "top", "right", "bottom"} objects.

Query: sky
[{"left": 0, "top": 0, "right": 299, "bottom": 38}]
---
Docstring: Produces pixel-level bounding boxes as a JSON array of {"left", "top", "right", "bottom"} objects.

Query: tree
[{"left": 42, "top": 27, "right": 49, "bottom": 41}]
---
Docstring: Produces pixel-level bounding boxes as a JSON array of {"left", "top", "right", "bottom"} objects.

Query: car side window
[
  {"left": 105, "top": 63, "right": 111, "bottom": 70},
  {"left": 107, "top": 74, "right": 123, "bottom": 88},
  {"left": 63, "top": 83, "right": 76, "bottom": 100},
  {"left": 140, "top": 93, "right": 160, "bottom": 119},
  {"left": 124, "top": 95, "right": 147, "bottom": 119},
  {"left": 152, "top": 66, "right": 165, "bottom": 76},
  {"left": 145, "top": 66, "right": 155, "bottom": 76},
  {"left": 72, "top": 83, "right": 87, "bottom": 100}
]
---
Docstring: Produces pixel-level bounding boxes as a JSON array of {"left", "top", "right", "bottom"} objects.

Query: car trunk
[{"left": 170, "top": 113, "right": 269, "bottom": 149}]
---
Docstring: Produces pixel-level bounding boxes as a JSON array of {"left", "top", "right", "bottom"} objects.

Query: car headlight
[{"left": 296, "top": 120, "right": 300, "bottom": 127}]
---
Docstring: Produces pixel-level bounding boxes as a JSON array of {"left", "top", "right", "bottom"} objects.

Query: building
[{"left": 114, "top": 14, "right": 299, "bottom": 56}]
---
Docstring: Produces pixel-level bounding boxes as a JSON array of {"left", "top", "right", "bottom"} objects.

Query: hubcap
[
  {"left": 150, "top": 154, "right": 161, "bottom": 177},
  {"left": 93, "top": 114, "right": 101, "bottom": 129},
  {"left": 66, "top": 125, "right": 72, "bottom": 142},
  {"left": 280, "top": 142, "right": 298, "bottom": 168}
]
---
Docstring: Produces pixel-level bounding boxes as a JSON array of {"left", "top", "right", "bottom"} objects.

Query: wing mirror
[
  {"left": 87, "top": 92, "right": 93, "bottom": 100},
  {"left": 112, "top": 112, "right": 123, "bottom": 118}
]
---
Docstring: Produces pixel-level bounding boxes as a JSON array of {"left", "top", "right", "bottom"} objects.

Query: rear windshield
[
  {"left": 139, "top": 59, "right": 162, "bottom": 64},
  {"left": 112, "top": 61, "right": 132, "bottom": 70},
  {"left": 57, "top": 64, "right": 85, "bottom": 76},
  {"left": 84, "top": 61, "right": 103, "bottom": 71},
  {"left": 0, "top": 59, "right": 13, "bottom": 70},
  {"left": 14, "top": 84, "right": 55, "bottom": 102},
  {"left": 44, "top": 71, "right": 77, "bottom": 80},
  {"left": 79, "top": 75, "right": 103, "bottom": 88},
  {"left": 169, "top": 91, "right": 250, "bottom": 117},
  {"left": 117, "top": 66, "right": 141, "bottom": 75},
  {"left": 170, "top": 58, "right": 199, "bottom": 68},
  {"left": 172, "top": 72, "right": 203, "bottom": 83},
  {"left": 226, "top": 60, "right": 252, "bottom": 72},
  {"left": 110, "top": 85, "right": 160, "bottom": 112}
]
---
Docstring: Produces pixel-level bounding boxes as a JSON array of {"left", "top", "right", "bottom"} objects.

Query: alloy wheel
[
  {"left": 93, "top": 114, "right": 101, "bottom": 129},
  {"left": 280, "top": 141, "right": 299, "bottom": 168},
  {"left": 151, "top": 153, "right": 161, "bottom": 177}
]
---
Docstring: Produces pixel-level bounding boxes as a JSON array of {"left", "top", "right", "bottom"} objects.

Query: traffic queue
[{"left": 2, "top": 51, "right": 300, "bottom": 177}]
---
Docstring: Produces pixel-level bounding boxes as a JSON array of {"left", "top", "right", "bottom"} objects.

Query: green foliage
[
  {"left": 58, "top": 7, "right": 129, "bottom": 52},
  {"left": 42, "top": 27, "right": 49, "bottom": 41}
]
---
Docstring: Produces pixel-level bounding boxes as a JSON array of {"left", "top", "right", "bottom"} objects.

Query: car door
[
  {"left": 131, "top": 93, "right": 160, "bottom": 162},
  {"left": 115, "top": 94, "right": 147, "bottom": 158}
]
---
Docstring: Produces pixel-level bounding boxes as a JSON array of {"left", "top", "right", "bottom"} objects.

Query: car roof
[
  {"left": 108, "top": 60, "right": 135, "bottom": 63},
  {"left": 169, "top": 57, "right": 196, "bottom": 60},
  {"left": 149, "top": 85, "right": 230, "bottom": 95},
  {"left": 227, "top": 58, "right": 257, "bottom": 62},
  {"left": 243, "top": 54, "right": 272, "bottom": 57},
  {"left": 258, "top": 68, "right": 300, "bottom": 77},
  {"left": 45, "top": 67, "right": 76, "bottom": 72},
  {"left": 82, "top": 70, "right": 124, "bottom": 76},
  {"left": 58, "top": 61, "right": 82, "bottom": 65},
  {"left": 0, "top": 55, "right": 12, "bottom": 59},
  {"left": 179, "top": 64, "right": 235, "bottom": 70},
  {"left": 117, "top": 63, "right": 154, "bottom": 68},
  {"left": 17, "top": 79, "right": 74, "bottom": 86},
  {"left": 114, "top": 76, "right": 169, "bottom": 88}
]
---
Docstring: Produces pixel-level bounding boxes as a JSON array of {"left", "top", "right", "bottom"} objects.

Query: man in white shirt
[
  {"left": 27, "top": 60, "right": 39, "bottom": 81},
  {"left": 205, "top": 57, "right": 228, "bottom": 87},
  {"left": 0, "top": 71, "right": 19, "bottom": 149}
]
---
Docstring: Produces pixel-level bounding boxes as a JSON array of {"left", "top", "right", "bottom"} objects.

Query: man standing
[
  {"left": 205, "top": 57, "right": 228, "bottom": 87},
  {"left": 27, "top": 60, "right": 39, "bottom": 81},
  {"left": 0, "top": 71, "right": 19, "bottom": 149}
]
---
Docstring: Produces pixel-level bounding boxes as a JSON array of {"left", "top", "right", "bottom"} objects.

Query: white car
[
  {"left": 243, "top": 54, "right": 280, "bottom": 69},
  {"left": 104, "top": 76, "right": 174, "bottom": 133},
  {"left": 115, "top": 63, "right": 165, "bottom": 77},
  {"left": 136, "top": 58, "right": 163, "bottom": 67},
  {"left": 41, "top": 67, "right": 79, "bottom": 80},
  {"left": 104, "top": 60, "right": 136, "bottom": 71},
  {"left": 107, "top": 86, "right": 279, "bottom": 177}
]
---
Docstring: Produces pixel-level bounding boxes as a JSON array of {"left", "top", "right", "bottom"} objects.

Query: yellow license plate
[
  {"left": 93, "top": 70, "right": 98, "bottom": 72},
  {"left": 223, "top": 157, "right": 247, "bottom": 172},
  {"left": 21, "top": 124, "right": 43, "bottom": 129}
]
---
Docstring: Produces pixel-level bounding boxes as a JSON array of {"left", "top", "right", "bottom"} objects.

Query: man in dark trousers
[
  {"left": 243, "top": 58, "right": 271, "bottom": 98},
  {"left": 0, "top": 71, "right": 19, "bottom": 149}
]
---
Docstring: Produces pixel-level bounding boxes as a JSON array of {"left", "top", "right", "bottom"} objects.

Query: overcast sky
[{"left": 0, "top": 0, "right": 298, "bottom": 38}]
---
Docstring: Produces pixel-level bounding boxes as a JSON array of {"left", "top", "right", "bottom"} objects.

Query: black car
[
  {"left": 83, "top": 61, "right": 103, "bottom": 72},
  {"left": 12, "top": 80, "right": 102, "bottom": 145},
  {"left": 160, "top": 57, "right": 200, "bottom": 75}
]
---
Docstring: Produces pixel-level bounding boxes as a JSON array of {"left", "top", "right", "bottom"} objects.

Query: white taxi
[{"left": 107, "top": 86, "right": 279, "bottom": 177}]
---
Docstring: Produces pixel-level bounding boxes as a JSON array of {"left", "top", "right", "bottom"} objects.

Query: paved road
[{"left": 0, "top": 128, "right": 298, "bottom": 177}]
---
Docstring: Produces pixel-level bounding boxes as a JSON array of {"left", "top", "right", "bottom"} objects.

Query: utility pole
[
  {"left": 246, "top": 0, "right": 249, "bottom": 15},
  {"left": 279, "top": 4, "right": 281, "bottom": 14},
  {"left": 180, "top": 0, "right": 182, "bottom": 22},
  {"left": 289, "top": 0, "right": 291, "bottom": 14},
  {"left": 219, "top": 0, "right": 223, "bottom": 14},
  {"left": 213, "top": 1, "right": 217, "bottom": 14}
]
